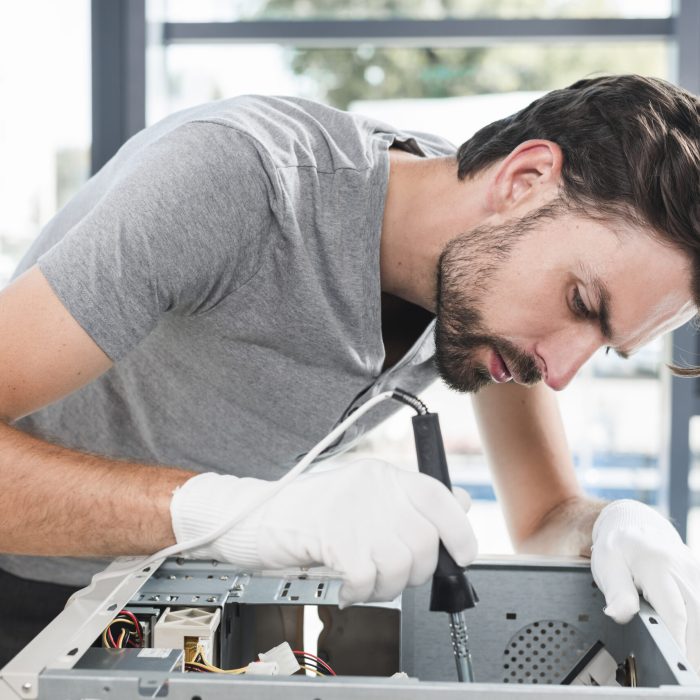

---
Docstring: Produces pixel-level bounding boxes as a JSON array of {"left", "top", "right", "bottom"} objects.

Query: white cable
[{"left": 80, "top": 391, "right": 397, "bottom": 589}]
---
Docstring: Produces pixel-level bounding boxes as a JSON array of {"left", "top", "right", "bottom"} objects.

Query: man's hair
[{"left": 456, "top": 74, "right": 700, "bottom": 375}]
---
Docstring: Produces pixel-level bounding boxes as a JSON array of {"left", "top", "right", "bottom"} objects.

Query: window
[{"left": 0, "top": 0, "right": 91, "bottom": 286}]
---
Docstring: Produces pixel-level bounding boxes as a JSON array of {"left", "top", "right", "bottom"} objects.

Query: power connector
[
  {"left": 258, "top": 641, "right": 300, "bottom": 676},
  {"left": 245, "top": 660, "right": 279, "bottom": 676}
]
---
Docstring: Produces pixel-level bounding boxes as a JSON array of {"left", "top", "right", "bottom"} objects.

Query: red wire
[
  {"left": 118, "top": 610, "right": 144, "bottom": 645},
  {"left": 293, "top": 650, "right": 336, "bottom": 676}
]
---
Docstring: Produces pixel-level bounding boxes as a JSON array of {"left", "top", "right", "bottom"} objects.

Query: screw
[{"left": 21, "top": 682, "right": 31, "bottom": 692}]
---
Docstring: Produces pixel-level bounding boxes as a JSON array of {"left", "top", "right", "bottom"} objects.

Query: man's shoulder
[
  {"left": 149, "top": 94, "right": 454, "bottom": 174},
  {"left": 189, "top": 94, "right": 394, "bottom": 173}
]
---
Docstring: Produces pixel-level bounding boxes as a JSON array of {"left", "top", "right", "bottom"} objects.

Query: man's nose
[{"left": 537, "top": 330, "right": 601, "bottom": 391}]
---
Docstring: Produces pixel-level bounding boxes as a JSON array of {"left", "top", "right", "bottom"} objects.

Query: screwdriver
[{"left": 410, "top": 409, "right": 478, "bottom": 683}]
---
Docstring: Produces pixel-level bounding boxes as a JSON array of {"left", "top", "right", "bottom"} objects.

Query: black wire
[
  {"left": 391, "top": 388, "right": 429, "bottom": 415},
  {"left": 293, "top": 652, "right": 330, "bottom": 676}
]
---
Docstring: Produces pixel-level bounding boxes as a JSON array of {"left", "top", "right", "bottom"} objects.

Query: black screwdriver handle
[{"left": 412, "top": 413, "right": 478, "bottom": 613}]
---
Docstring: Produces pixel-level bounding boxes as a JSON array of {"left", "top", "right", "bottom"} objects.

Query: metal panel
[
  {"left": 3, "top": 556, "right": 696, "bottom": 699},
  {"left": 91, "top": 0, "right": 146, "bottom": 174},
  {"left": 163, "top": 17, "right": 673, "bottom": 47}
]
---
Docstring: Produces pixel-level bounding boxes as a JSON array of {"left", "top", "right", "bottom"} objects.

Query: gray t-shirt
[{"left": 6, "top": 95, "right": 455, "bottom": 586}]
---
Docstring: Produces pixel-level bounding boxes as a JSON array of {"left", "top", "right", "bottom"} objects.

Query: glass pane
[
  {"left": 150, "top": 41, "right": 669, "bottom": 123},
  {"left": 0, "top": 0, "right": 91, "bottom": 286},
  {"left": 162, "top": 0, "right": 672, "bottom": 22}
]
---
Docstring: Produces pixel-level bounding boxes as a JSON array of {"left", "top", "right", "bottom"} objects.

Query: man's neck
[{"left": 379, "top": 149, "right": 492, "bottom": 313}]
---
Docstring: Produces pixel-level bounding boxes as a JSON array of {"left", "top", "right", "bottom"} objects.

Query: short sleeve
[{"left": 37, "top": 121, "right": 273, "bottom": 361}]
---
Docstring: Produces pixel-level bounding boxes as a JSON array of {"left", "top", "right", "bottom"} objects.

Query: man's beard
[{"left": 434, "top": 207, "right": 557, "bottom": 393}]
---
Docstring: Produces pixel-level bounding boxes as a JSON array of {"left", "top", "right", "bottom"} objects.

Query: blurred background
[{"left": 1, "top": 0, "right": 699, "bottom": 554}]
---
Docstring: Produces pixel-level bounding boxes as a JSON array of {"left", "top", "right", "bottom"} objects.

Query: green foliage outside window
[{"left": 248, "top": 0, "right": 668, "bottom": 108}]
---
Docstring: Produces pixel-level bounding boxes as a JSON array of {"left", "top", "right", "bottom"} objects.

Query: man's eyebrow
[{"left": 589, "top": 280, "right": 630, "bottom": 359}]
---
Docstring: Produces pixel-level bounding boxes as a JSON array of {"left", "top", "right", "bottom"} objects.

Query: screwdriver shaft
[{"left": 449, "top": 611, "right": 475, "bottom": 683}]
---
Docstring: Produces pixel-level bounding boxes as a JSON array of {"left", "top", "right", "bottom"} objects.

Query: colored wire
[
  {"left": 298, "top": 664, "right": 324, "bottom": 677},
  {"left": 101, "top": 616, "right": 140, "bottom": 649},
  {"left": 293, "top": 650, "right": 336, "bottom": 676},
  {"left": 116, "top": 629, "right": 126, "bottom": 648},
  {"left": 186, "top": 660, "right": 246, "bottom": 674},
  {"left": 117, "top": 610, "right": 143, "bottom": 645},
  {"left": 189, "top": 644, "right": 247, "bottom": 674}
]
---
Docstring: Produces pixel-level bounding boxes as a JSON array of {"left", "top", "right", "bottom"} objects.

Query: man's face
[{"left": 435, "top": 206, "right": 695, "bottom": 393}]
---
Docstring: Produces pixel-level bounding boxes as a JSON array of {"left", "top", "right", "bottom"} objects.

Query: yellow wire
[
  {"left": 101, "top": 618, "right": 136, "bottom": 648},
  {"left": 188, "top": 644, "right": 320, "bottom": 676},
  {"left": 189, "top": 645, "right": 247, "bottom": 674},
  {"left": 117, "top": 629, "right": 126, "bottom": 648},
  {"left": 298, "top": 664, "right": 324, "bottom": 677},
  {"left": 186, "top": 660, "right": 246, "bottom": 674}
]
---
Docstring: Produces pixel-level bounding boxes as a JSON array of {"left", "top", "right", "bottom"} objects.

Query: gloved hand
[
  {"left": 170, "top": 458, "right": 478, "bottom": 606},
  {"left": 591, "top": 499, "right": 700, "bottom": 670}
]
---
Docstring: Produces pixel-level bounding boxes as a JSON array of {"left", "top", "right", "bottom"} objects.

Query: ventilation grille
[{"left": 502, "top": 619, "right": 589, "bottom": 684}]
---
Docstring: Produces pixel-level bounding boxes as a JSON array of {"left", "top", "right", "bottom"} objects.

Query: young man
[{"left": 0, "top": 75, "right": 698, "bottom": 667}]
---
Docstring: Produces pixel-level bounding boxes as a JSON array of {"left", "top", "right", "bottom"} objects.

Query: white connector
[
  {"left": 245, "top": 660, "right": 279, "bottom": 676},
  {"left": 258, "top": 641, "right": 300, "bottom": 676}
]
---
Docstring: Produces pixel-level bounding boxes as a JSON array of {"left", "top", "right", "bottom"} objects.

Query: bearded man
[{"left": 0, "top": 75, "right": 698, "bottom": 668}]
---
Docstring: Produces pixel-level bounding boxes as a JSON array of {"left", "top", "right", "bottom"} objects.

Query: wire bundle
[
  {"left": 182, "top": 645, "right": 336, "bottom": 677},
  {"left": 101, "top": 609, "right": 143, "bottom": 648},
  {"left": 184, "top": 645, "right": 247, "bottom": 674},
  {"left": 293, "top": 650, "right": 336, "bottom": 676}
]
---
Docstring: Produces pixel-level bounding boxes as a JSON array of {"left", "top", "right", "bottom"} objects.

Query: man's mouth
[{"left": 487, "top": 348, "right": 513, "bottom": 383}]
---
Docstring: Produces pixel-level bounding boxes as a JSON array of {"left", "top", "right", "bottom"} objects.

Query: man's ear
[{"left": 489, "top": 140, "right": 563, "bottom": 214}]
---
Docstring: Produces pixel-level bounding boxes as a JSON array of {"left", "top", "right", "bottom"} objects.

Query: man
[{"left": 0, "top": 75, "right": 698, "bottom": 668}]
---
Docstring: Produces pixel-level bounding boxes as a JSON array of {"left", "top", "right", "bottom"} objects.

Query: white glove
[
  {"left": 170, "top": 458, "right": 478, "bottom": 607},
  {"left": 591, "top": 499, "right": 700, "bottom": 670}
]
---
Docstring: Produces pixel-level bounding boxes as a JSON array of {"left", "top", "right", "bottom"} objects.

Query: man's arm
[
  {"left": 471, "top": 380, "right": 604, "bottom": 557},
  {"left": 0, "top": 265, "right": 194, "bottom": 556},
  {"left": 473, "top": 379, "right": 700, "bottom": 669}
]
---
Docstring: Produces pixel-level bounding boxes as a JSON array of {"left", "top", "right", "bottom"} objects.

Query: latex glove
[
  {"left": 591, "top": 499, "right": 700, "bottom": 670},
  {"left": 171, "top": 458, "right": 478, "bottom": 606}
]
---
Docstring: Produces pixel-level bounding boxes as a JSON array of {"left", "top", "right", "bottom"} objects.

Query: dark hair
[{"left": 456, "top": 74, "right": 700, "bottom": 375}]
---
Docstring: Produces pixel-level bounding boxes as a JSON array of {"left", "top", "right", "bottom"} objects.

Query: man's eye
[{"left": 572, "top": 288, "right": 592, "bottom": 318}]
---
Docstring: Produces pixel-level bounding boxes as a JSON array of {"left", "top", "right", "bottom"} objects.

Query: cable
[
  {"left": 117, "top": 610, "right": 143, "bottom": 646},
  {"left": 391, "top": 388, "right": 428, "bottom": 415},
  {"left": 185, "top": 660, "right": 246, "bottom": 674},
  {"left": 100, "top": 613, "right": 146, "bottom": 649},
  {"left": 293, "top": 650, "right": 336, "bottom": 676},
  {"left": 298, "top": 664, "right": 324, "bottom": 677}
]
